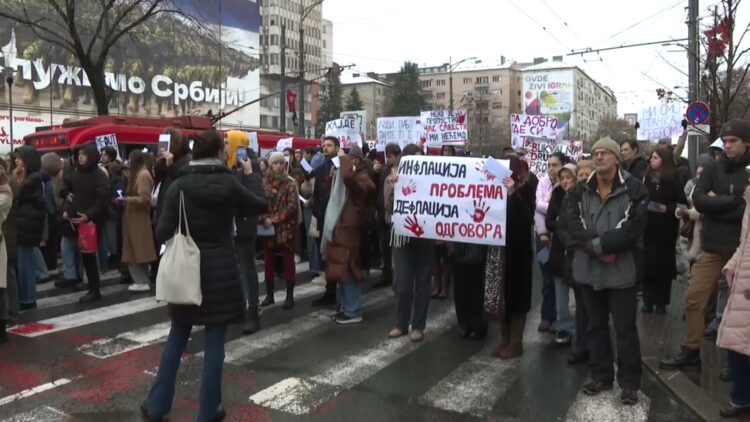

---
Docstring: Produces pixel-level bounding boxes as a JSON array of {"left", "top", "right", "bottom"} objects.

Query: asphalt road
[{"left": 0, "top": 264, "right": 699, "bottom": 421}]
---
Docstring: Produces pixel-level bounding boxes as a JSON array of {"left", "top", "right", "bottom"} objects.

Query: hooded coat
[
  {"left": 155, "top": 161, "right": 268, "bottom": 326},
  {"left": 13, "top": 146, "right": 46, "bottom": 247},
  {"left": 60, "top": 143, "right": 112, "bottom": 238}
]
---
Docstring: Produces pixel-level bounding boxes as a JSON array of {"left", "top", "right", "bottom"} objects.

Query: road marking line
[
  {"left": 5, "top": 405, "right": 69, "bottom": 421},
  {"left": 79, "top": 281, "right": 323, "bottom": 359},
  {"left": 418, "top": 311, "right": 544, "bottom": 417},
  {"left": 0, "top": 379, "right": 73, "bottom": 407},
  {"left": 36, "top": 270, "right": 120, "bottom": 293},
  {"left": 565, "top": 388, "right": 650, "bottom": 422},
  {"left": 249, "top": 308, "right": 456, "bottom": 415},
  {"left": 36, "top": 284, "right": 128, "bottom": 310},
  {"left": 218, "top": 288, "right": 393, "bottom": 365}
]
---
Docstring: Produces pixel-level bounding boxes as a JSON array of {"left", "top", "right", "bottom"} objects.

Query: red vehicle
[{"left": 23, "top": 115, "right": 322, "bottom": 159}]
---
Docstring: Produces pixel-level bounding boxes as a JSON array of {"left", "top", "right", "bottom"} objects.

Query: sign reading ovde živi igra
[{"left": 393, "top": 156, "right": 508, "bottom": 246}]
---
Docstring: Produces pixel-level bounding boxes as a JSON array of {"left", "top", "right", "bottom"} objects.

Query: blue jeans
[
  {"left": 61, "top": 236, "right": 82, "bottom": 281},
  {"left": 303, "top": 209, "right": 321, "bottom": 275},
  {"left": 337, "top": 271, "right": 362, "bottom": 318},
  {"left": 554, "top": 277, "right": 574, "bottom": 333},
  {"left": 146, "top": 321, "right": 227, "bottom": 421},
  {"left": 17, "top": 247, "right": 41, "bottom": 305},
  {"left": 537, "top": 237, "right": 557, "bottom": 323},
  {"left": 236, "top": 240, "right": 259, "bottom": 310},
  {"left": 97, "top": 228, "right": 108, "bottom": 272},
  {"left": 727, "top": 350, "right": 750, "bottom": 409}
]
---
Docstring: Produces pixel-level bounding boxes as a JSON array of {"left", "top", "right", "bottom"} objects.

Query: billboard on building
[
  {"left": 0, "top": 0, "right": 260, "bottom": 146},
  {"left": 522, "top": 69, "right": 574, "bottom": 140}
]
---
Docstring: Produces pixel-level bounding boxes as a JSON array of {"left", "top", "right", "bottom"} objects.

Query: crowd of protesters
[{"left": 0, "top": 118, "right": 748, "bottom": 420}]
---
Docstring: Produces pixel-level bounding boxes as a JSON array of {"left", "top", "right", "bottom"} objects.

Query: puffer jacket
[
  {"left": 156, "top": 160, "right": 268, "bottom": 326},
  {"left": 693, "top": 151, "right": 750, "bottom": 254},
  {"left": 563, "top": 169, "right": 649, "bottom": 291},
  {"left": 13, "top": 146, "right": 46, "bottom": 247},
  {"left": 717, "top": 188, "right": 750, "bottom": 356},
  {"left": 60, "top": 143, "right": 111, "bottom": 235}
]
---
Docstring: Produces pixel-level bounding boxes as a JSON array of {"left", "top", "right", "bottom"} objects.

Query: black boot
[
  {"left": 79, "top": 261, "right": 102, "bottom": 303},
  {"left": 282, "top": 285, "right": 295, "bottom": 310},
  {"left": 260, "top": 280, "right": 275, "bottom": 307},
  {"left": 659, "top": 347, "right": 701, "bottom": 369},
  {"left": 242, "top": 307, "right": 260, "bottom": 335},
  {"left": 312, "top": 285, "right": 337, "bottom": 307},
  {"left": 0, "top": 320, "right": 8, "bottom": 344}
]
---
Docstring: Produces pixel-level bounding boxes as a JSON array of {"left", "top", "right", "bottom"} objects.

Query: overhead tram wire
[
  {"left": 539, "top": 0, "right": 587, "bottom": 46},
  {"left": 593, "top": 0, "right": 685, "bottom": 47},
  {"left": 506, "top": 0, "right": 572, "bottom": 52}
]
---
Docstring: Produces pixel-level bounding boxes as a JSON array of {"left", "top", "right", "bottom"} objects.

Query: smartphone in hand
[{"left": 236, "top": 148, "right": 248, "bottom": 162}]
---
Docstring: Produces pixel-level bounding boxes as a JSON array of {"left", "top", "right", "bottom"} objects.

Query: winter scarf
[{"left": 320, "top": 167, "right": 348, "bottom": 256}]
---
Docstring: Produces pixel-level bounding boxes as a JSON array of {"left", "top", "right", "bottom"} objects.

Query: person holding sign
[
  {"left": 259, "top": 152, "right": 299, "bottom": 310},
  {"left": 385, "top": 144, "right": 435, "bottom": 343},
  {"left": 563, "top": 137, "right": 648, "bottom": 405},
  {"left": 484, "top": 157, "right": 536, "bottom": 359}
]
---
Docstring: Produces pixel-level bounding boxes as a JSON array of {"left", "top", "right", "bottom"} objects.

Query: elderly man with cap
[
  {"left": 660, "top": 119, "right": 750, "bottom": 375},
  {"left": 563, "top": 136, "right": 649, "bottom": 405}
]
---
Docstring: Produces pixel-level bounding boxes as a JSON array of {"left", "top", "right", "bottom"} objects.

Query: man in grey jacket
[{"left": 563, "top": 137, "right": 648, "bottom": 406}]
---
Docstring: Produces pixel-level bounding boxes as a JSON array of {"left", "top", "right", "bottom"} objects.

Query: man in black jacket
[
  {"left": 310, "top": 136, "right": 340, "bottom": 307},
  {"left": 660, "top": 119, "right": 750, "bottom": 369},
  {"left": 59, "top": 143, "right": 111, "bottom": 303}
]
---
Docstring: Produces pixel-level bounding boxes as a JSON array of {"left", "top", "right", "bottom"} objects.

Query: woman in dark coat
[
  {"left": 484, "top": 157, "right": 536, "bottom": 359},
  {"left": 142, "top": 130, "right": 267, "bottom": 422},
  {"left": 642, "top": 148, "right": 688, "bottom": 314}
]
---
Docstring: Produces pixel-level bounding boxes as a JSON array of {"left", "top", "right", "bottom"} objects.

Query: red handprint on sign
[
  {"left": 404, "top": 215, "right": 424, "bottom": 238},
  {"left": 467, "top": 198, "right": 490, "bottom": 223},
  {"left": 402, "top": 179, "right": 417, "bottom": 197},
  {"left": 456, "top": 111, "right": 466, "bottom": 125},
  {"left": 475, "top": 161, "right": 496, "bottom": 181}
]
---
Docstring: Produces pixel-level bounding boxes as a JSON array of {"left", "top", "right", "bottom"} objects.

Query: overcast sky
[{"left": 322, "top": 0, "right": 750, "bottom": 115}]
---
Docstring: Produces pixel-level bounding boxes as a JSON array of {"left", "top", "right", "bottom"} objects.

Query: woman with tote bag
[{"left": 141, "top": 131, "right": 268, "bottom": 422}]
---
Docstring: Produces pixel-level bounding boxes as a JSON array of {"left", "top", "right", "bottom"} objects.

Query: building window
[
  {"left": 436, "top": 92, "right": 446, "bottom": 100},
  {"left": 421, "top": 80, "right": 432, "bottom": 88},
  {"left": 492, "top": 75, "right": 500, "bottom": 83},
  {"left": 436, "top": 79, "right": 446, "bottom": 87},
  {"left": 477, "top": 87, "right": 489, "bottom": 96},
  {"left": 462, "top": 77, "right": 472, "bottom": 84},
  {"left": 475, "top": 76, "right": 488, "bottom": 84}
]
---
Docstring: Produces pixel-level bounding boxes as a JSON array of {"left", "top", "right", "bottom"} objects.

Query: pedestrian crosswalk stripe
[
  {"left": 79, "top": 282, "right": 324, "bottom": 359},
  {"left": 0, "top": 379, "right": 74, "bottom": 407},
  {"left": 9, "top": 297, "right": 163, "bottom": 338},
  {"left": 36, "top": 270, "right": 120, "bottom": 293},
  {"left": 564, "top": 388, "right": 650, "bottom": 422},
  {"left": 3, "top": 406, "right": 69, "bottom": 421},
  {"left": 36, "top": 284, "right": 129, "bottom": 310},
  {"left": 217, "top": 288, "right": 393, "bottom": 365},
  {"left": 248, "top": 308, "right": 456, "bottom": 415}
]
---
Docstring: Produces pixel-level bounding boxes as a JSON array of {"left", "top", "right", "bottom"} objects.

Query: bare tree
[
  {"left": 0, "top": 0, "right": 182, "bottom": 115},
  {"left": 701, "top": 0, "right": 750, "bottom": 139},
  {"left": 594, "top": 115, "right": 636, "bottom": 145}
]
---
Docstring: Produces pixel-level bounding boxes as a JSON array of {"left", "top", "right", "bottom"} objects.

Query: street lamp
[
  {"left": 448, "top": 56, "right": 480, "bottom": 112},
  {"left": 298, "top": 0, "right": 325, "bottom": 137},
  {"left": 4, "top": 68, "right": 15, "bottom": 152}
]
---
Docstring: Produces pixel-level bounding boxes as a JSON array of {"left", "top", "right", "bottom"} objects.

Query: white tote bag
[{"left": 156, "top": 191, "right": 202, "bottom": 305}]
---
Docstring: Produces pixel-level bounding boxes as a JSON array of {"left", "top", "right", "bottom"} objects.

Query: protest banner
[
  {"left": 340, "top": 110, "right": 369, "bottom": 139},
  {"left": 510, "top": 113, "right": 559, "bottom": 149},
  {"left": 95, "top": 134, "right": 118, "bottom": 152},
  {"left": 393, "top": 156, "right": 508, "bottom": 246},
  {"left": 276, "top": 137, "right": 293, "bottom": 151},
  {"left": 420, "top": 110, "right": 468, "bottom": 145},
  {"left": 376, "top": 116, "right": 425, "bottom": 148},
  {"left": 522, "top": 138, "right": 583, "bottom": 175},
  {"left": 247, "top": 131, "right": 259, "bottom": 153},
  {"left": 325, "top": 118, "right": 363, "bottom": 149},
  {"left": 637, "top": 103, "right": 684, "bottom": 140}
]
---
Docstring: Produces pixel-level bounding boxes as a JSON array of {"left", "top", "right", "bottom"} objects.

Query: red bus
[{"left": 23, "top": 115, "right": 322, "bottom": 159}]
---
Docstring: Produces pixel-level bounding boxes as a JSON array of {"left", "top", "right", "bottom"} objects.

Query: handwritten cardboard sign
[
  {"left": 637, "top": 103, "right": 684, "bottom": 140},
  {"left": 510, "top": 113, "right": 559, "bottom": 149},
  {"left": 393, "top": 156, "right": 508, "bottom": 246},
  {"left": 325, "top": 118, "right": 363, "bottom": 149},
  {"left": 95, "top": 133, "right": 118, "bottom": 152},
  {"left": 420, "top": 110, "right": 468, "bottom": 145},
  {"left": 521, "top": 138, "right": 583, "bottom": 175},
  {"left": 376, "top": 117, "right": 425, "bottom": 148}
]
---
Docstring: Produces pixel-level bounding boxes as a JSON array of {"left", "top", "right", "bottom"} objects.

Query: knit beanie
[
  {"left": 719, "top": 119, "right": 750, "bottom": 143},
  {"left": 226, "top": 130, "right": 249, "bottom": 168},
  {"left": 348, "top": 145, "right": 364, "bottom": 159},
  {"left": 268, "top": 152, "right": 285, "bottom": 166},
  {"left": 591, "top": 137, "right": 622, "bottom": 161},
  {"left": 41, "top": 152, "right": 64, "bottom": 176}
]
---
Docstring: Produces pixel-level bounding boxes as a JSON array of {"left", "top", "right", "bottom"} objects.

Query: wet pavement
[{"left": 0, "top": 263, "right": 700, "bottom": 421}]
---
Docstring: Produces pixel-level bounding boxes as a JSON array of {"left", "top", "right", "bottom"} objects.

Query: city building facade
[{"left": 340, "top": 71, "right": 391, "bottom": 140}]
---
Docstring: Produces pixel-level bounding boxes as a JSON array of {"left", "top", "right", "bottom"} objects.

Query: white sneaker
[
  {"left": 311, "top": 275, "right": 327, "bottom": 286},
  {"left": 294, "top": 255, "right": 302, "bottom": 264},
  {"left": 128, "top": 283, "right": 150, "bottom": 292}
]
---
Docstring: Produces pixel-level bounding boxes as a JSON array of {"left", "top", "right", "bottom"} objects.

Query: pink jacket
[
  {"left": 717, "top": 190, "right": 750, "bottom": 356},
  {"left": 535, "top": 175, "right": 554, "bottom": 235}
]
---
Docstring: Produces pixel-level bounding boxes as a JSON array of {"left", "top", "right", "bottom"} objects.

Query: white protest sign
[
  {"left": 510, "top": 114, "right": 559, "bottom": 149},
  {"left": 247, "top": 132, "right": 259, "bottom": 153},
  {"left": 276, "top": 137, "right": 293, "bottom": 152},
  {"left": 325, "top": 118, "right": 363, "bottom": 149},
  {"left": 376, "top": 117, "right": 425, "bottom": 148},
  {"left": 393, "top": 156, "right": 508, "bottom": 246},
  {"left": 340, "top": 110, "right": 368, "bottom": 138},
  {"left": 637, "top": 103, "right": 684, "bottom": 140},
  {"left": 521, "top": 138, "right": 584, "bottom": 175},
  {"left": 420, "top": 110, "right": 468, "bottom": 145},
  {"left": 95, "top": 134, "right": 118, "bottom": 152},
  {"left": 158, "top": 134, "right": 171, "bottom": 155}
]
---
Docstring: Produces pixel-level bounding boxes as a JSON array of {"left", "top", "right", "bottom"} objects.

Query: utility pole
[
  {"left": 279, "top": 24, "right": 286, "bottom": 132},
  {"left": 449, "top": 56, "right": 453, "bottom": 112},
  {"left": 6, "top": 71, "right": 14, "bottom": 152},
  {"left": 687, "top": 0, "right": 700, "bottom": 172},
  {"left": 298, "top": 22, "right": 305, "bottom": 136}
]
